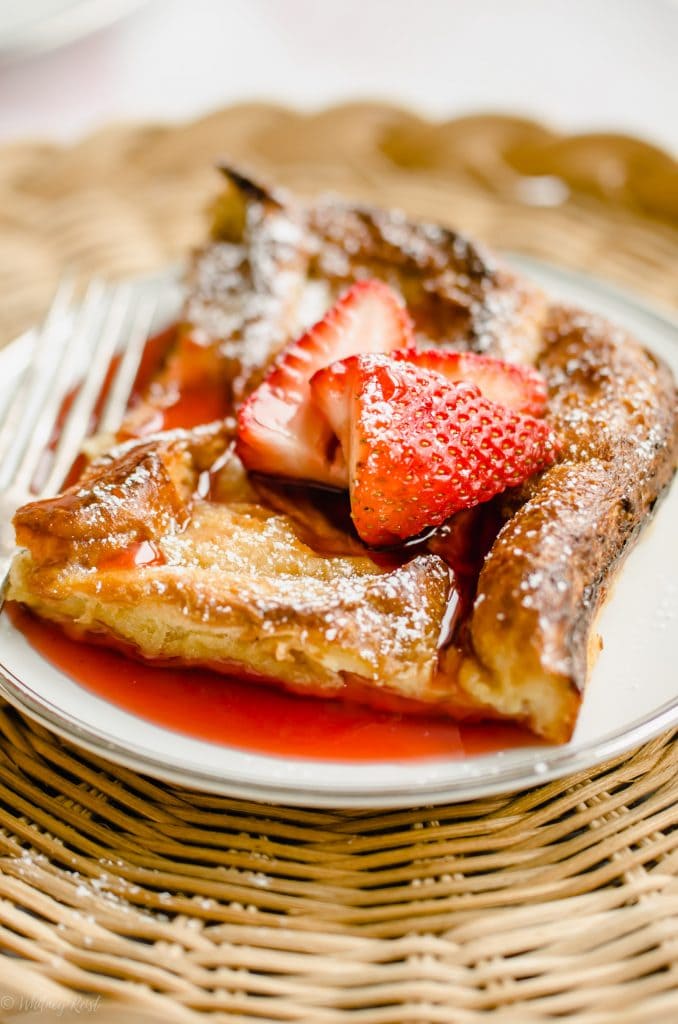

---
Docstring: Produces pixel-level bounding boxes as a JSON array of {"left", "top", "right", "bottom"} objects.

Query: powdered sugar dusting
[{"left": 473, "top": 304, "right": 676, "bottom": 690}]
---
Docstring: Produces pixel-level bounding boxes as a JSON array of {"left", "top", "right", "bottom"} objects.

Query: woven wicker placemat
[{"left": 0, "top": 105, "right": 677, "bottom": 1023}]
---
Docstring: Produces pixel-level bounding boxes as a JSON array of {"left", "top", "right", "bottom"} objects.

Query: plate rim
[
  {"left": 0, "top": 650, "right": 677, "bottom": 807},
  {"left": 0, "top": 257, "right": 676, "bottom": 808}
]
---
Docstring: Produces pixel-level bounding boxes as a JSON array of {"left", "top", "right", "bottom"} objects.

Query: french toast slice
[
  {"left": 10, "top": 425, "right": 452, "bottom": 706},
  {"left": 8, "top": 171, "right": 678, "bottom": 742}
]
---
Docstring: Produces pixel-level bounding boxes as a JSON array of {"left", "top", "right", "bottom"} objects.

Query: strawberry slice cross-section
[
  {"left": 236, "top": 279, "right": 413, "bottom": 486},
  {"left": 311, "top": 354, "right": 559, "bottom": 546},
  {"left": 394, "top": 348, "right": 548, "bottom": 417}
]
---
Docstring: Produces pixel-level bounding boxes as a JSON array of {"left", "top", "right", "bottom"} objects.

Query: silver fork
[{"left": 0, "top": 279, "right": 157, "bottom": 592}]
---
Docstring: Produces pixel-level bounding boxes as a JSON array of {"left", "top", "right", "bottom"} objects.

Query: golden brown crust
[
  {"left": 453, "top": 305, "right": 678, "bottom": 739},
  {"left": 308, "top": 203, "right": 548, "bottom": 364},
  {"left": 10, "top": 454, "right": 452, "bottom": 698},
  {"left": 13, "top": 423, "right": 233, "bottom": 568},
  {"left": 122, "top": 169, "right": 310, "bottom": 436}
]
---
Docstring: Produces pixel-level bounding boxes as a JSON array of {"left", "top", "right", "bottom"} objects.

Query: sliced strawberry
[
  {"left": 236, "top": 279, "right": 413, "bottom": 486},
  {"left": 394, "top": 348, "right": 548, "bottom": 417},
  {"left": 311, "top": 348, "right": 550, "bottom": 489},
  {"left": 308, "top": 357, "right": 353, "bottom": 463},
  {"left": 312, "top": 354, "right": 558, "bottom": 546}
]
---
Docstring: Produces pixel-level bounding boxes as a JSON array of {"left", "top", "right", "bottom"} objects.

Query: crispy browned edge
[{"left": 458, "top": 305, "right": 678, "bottom": 739}]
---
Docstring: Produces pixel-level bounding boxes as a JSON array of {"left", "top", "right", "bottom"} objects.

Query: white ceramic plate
[{"left": 0, "top": 258, "right": 676, "bottom": 808}]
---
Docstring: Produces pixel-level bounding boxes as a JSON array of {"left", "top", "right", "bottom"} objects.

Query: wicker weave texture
[
  {"left": 0, "top": 105, "right": 677, "bottom": 1023},
  {"left": 1, "top": 105, "right": 677, "bottom": 346}
]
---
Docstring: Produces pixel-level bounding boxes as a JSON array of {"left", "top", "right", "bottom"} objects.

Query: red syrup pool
[
  {"left": 6, "top": 604, "right": 539, "bottom": 762},
  {"left": 7, "top": 325, "right": 543, "bottom": 763}
]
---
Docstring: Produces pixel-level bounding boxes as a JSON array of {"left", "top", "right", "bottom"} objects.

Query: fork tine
[
  {"left": 11, "top": 280, "right": 107, "bottom": 495},
  {"left": 39, "top": 284, "right": 133, "bottom": 496},
  {"left": 97, "top": 294, "right": 157, "bottom": 436},
  {"left": 0, "top": 278, "right": 75, "bottom": 484}
]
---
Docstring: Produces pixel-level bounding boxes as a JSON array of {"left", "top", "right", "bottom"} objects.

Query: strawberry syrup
[
  {"left": 7, "top": 604, "right": 536, "bottom": 761},
  {"left": 8, "top": 324, "right": 539, "bottom": 762}
]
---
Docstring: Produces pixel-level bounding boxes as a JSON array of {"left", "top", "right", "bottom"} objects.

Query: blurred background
[
  {"left": 1, "top": 0, "right": 677, "bottom": 346},
  {"left": 1, "top": 0, "right": 677, "bottom": 149}
]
